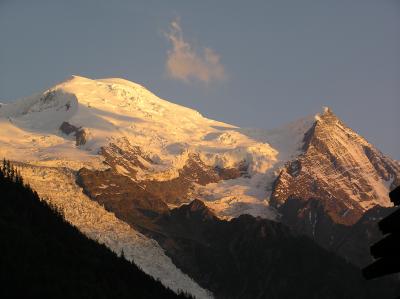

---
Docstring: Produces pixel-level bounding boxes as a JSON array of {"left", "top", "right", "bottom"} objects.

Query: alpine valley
[{"left": 1, "top": 75, "right": 399, "bottom": 298}]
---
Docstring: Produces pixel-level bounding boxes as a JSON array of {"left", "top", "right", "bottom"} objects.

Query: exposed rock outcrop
[{"left": 60, "top": 121, "right": 87, "bottom": 146}]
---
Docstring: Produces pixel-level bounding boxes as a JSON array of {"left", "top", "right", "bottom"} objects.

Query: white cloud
[{"left": 164, "top": 18, "right": 226, "bottom": 83}]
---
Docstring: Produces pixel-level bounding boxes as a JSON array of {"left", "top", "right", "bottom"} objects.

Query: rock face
[
  {"left": 77, "top": 167, "right": 170, "bottom": 227},
  {"left": 140, "top": 154, "right": 236, "bottom": 205},
  {"left": 60, "top": 121, "right": 87, "bottom": 146},
  {"left": 81, "top": 137, "right": 242, "bottom": 209},
  {"left": 272, "top": 108, "right": 400, "bottom": 225},
  {"left": 76, "top": 143, "right": 242, "bottom": 229}
]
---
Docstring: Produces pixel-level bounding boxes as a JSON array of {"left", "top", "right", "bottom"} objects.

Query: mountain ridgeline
[
  {"left": 0, "top": 160, "right": 191, "bottom": 299},
  {"left": 1, "top": 76, "right": 400, "bottom": 298}
]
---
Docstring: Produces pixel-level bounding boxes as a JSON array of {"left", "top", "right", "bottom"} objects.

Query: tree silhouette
[{"left": 363, "top": 185, "right": 400, "bottom": 281}]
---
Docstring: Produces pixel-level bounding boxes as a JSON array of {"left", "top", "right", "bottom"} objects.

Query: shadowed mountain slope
[{"left": 0, "top": 162, "right": 191, "bottom": 299}]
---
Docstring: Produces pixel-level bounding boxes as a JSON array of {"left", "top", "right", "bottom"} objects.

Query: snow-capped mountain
[
  {"left": 272, "top": 107, "right": 399, "bottom": 225},
  {"left": 1, "top": 75, "right": 399, "bottom": 295},
  {"left": 0, "top": 75, "right": 306, "bottom": 219},
  {"left": 1, "top": 76, "right": 397, "bottom": 218}
]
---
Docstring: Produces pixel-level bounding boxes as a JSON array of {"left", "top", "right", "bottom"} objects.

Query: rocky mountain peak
[
  {"left": 172, "top": 199, "right": 217, "bottom": 222},
  {"left": 272, "top": 107, "right": 399, "bottom": 226},
  {"left": 303, "top": 107, "right": 351, "bottom": 149},
  {"left": 188, "top": 199, "right": 209, "bottom": 212},
  {"left": 316, "top": 106, "right": 335, "bottom": 119}
]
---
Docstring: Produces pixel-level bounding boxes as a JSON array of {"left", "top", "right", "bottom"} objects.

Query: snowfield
[{"left": 0, "top": 75, "right": 314, "bottom": 219}]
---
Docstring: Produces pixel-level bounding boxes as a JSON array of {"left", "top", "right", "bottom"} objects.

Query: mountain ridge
[
  {"left": 1, "top": 75, "right": 399, "bottom": 296},
  {"left": 1, "top": 75, "right": 397, "bottom": 221}
]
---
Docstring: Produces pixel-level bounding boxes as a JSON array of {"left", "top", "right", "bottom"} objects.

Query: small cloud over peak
[{"left": 164, "top": 18, "right": 226, "bottom": 84}]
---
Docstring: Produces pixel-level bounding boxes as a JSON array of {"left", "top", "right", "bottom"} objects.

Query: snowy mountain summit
[
  {"left": 0, "top": 75, "right": 277, "bottom": 174},
  {"left": 0, "top": 75, "right": 398, "bottom": 221}
]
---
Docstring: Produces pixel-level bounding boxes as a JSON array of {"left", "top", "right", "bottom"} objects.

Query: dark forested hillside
[
  {"left": 153, "top": 200, "right": 398, "bottom": 299},
  {"left": 0, "top": 160, "right": 191, "bottom": 299}
]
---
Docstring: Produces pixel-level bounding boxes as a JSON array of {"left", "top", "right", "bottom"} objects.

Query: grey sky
[{"left": 0, "top": 0, "right": 399, "bottom": 159}]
